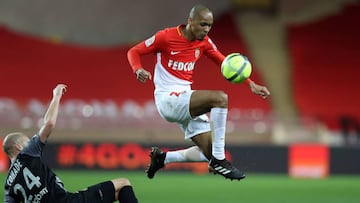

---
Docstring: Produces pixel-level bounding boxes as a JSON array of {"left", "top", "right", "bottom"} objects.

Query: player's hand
[
  {"left": 135, "top": 68, "right": 152, "bottom": 83},
  {"left": 53, "top": 84, "right": 67, "bottom": 97},
  {"left": 249, "top": 82, "right": 270, "bottom": 99}
]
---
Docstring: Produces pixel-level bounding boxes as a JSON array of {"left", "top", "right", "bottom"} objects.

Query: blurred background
[{"left": 0, "top": 0, "right": 359, "bottom": 177}]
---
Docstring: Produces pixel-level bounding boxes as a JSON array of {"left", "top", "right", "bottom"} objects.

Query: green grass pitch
[{"left": 1, "top": 170, "right": 359, "bottom": 202}]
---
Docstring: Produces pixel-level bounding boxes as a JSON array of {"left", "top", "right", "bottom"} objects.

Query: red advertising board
[
  {"left": 288, "top": 143, "right": 329, "bottom": 178},
  {"left": 0, "top": 139, "right": 9, "bottom": 172}
]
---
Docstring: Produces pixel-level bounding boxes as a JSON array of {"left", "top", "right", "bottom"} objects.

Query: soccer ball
[{"left": 221, "top": 53, "right": 252, "bottom": 84}]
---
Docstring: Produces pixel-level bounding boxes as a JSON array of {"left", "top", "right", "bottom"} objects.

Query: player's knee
[
  {"left": 212, "top": 91, "right": 228, "bottom": 107},
  {"left": 112, "top": 178, "right": 132, "bottom": 189}
]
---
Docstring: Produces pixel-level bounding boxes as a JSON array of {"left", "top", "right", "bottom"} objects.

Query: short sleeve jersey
[
  {"left": 128, "top": 25, "right": 225, "bottom": 91},
  {"left": 4, "top": 135, "right": 67, "bottom": 203}
]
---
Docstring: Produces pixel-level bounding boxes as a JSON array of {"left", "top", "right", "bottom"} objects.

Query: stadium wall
[{"left": 0, "top": 12, "right": 271, "bottom": 111}]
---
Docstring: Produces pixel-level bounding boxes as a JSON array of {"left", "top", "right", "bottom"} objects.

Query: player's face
[{"left": 190, "top": 11, "right": 213, "bottom": 40}]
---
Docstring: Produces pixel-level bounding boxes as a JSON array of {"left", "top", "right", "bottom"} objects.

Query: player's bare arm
[
  {"left": 248, "top": 81, "right": 270, "bottom": 99},
  {"left": 135, "top": 68, "right": 152, "bottom": 83},
  {"left": 38, "top": 84, "right": 67, "bottom": 142}
]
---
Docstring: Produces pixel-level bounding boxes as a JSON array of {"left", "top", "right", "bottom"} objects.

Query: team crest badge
[{"left": 195, "top": 48, "right": 200, "bottom": 58}]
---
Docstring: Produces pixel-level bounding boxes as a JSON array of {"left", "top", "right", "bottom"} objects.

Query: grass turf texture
[{"left": 1, "top": 170, "right": 359, "bottom": 202}]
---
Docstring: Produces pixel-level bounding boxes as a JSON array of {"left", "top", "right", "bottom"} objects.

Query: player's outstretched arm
[
  {"left": 247, "top": 79, "right": 270, "bottom": 99},
  {"left": 38, "top": 84, "right": 67, "bottom": 142}
]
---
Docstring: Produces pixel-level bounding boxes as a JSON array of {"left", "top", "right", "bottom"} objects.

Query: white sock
[
  {"left": 210, "top": 107, "right": 227, "bottom": 160},
  {"left": 164, "top": 146, "right": 208, "bottom": 164}
]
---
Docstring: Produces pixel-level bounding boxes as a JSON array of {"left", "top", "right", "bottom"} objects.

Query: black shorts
[{"left": 66, "top": 181, "right": 115, "bottom": 203}]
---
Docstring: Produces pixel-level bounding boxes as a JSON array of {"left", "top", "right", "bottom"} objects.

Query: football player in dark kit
[{"left": 3, "top": 84, "right": 138, "bottom": 203}]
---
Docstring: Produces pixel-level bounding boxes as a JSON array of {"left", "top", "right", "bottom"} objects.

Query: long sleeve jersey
[{"left": 127, "top": 25, "right": 225, "bottom": 92}]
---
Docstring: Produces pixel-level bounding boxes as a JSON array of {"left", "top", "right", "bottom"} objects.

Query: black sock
[{"left": 118, "top": 185, "right": 138, "bottom": 203}]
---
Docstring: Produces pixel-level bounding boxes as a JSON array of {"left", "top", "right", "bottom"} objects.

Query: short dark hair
[{"left": 189, "top": 4, "right": 211, "bottom": 20}]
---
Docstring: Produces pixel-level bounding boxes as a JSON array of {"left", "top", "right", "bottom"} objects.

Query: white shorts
[{"left": 154, "top": 90, "right": 211, "bottom": 140}]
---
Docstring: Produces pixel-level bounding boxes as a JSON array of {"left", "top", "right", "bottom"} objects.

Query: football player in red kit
[{"left": 127, "top": 4, "right": 270, "bottom": 181}]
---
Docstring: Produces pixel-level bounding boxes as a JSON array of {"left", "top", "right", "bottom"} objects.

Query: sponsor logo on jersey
[
  {"left": 33, "top": 187, "right": 49, "bottom": 202},
  {"left": 168, "top": 59, "right": 195, "bottom": 71},
  {"left": 170, "top": 51, "right": 181, "bottom": 55}
]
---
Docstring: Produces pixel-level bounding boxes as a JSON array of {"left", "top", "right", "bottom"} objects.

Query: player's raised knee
[{"left": 212, "top": 90, "right": 228, "bottom": 107}]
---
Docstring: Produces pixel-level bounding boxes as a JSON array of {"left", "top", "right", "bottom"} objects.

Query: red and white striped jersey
[{"left": 128, "top": 25, "right": 225, "bottom": 91}]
